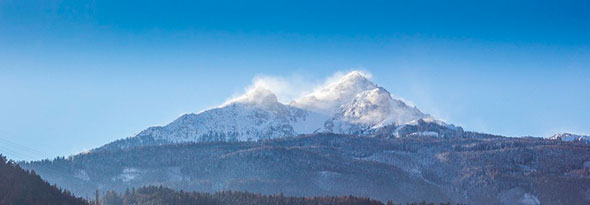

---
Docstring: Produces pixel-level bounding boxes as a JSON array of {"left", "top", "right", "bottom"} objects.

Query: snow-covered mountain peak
[
  {"left": 324, "top": 86, "right": 428, "bottom": 134},
  {"left": 98, "top": 70, "right": 459, "bottom": 151},
  {"left": 356, "top": 87, "right": 391, "bottom": 103},
  {"left": 290, "top": 71, "right": 378, "bottom": 114},
  {"left": 550, "top": 133, "right": 590, "bottom": 143},
  {"left": 341, "top": 87, "right": 397, "bottom": 125},
  {"left": 223, "top": 87, "right": 279, "bottom": 107},
  {"left": 339, "top": 70, "right": 372, "bottom": 84}
]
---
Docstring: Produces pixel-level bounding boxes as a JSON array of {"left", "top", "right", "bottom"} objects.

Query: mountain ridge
[{"left": 98, "top": 71, "right": 444, "bottom": 151}]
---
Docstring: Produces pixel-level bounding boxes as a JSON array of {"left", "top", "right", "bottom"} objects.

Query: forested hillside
[
  {"left": 0, "top": 154, "right": 87, "bottom": 205},
  {"left": 22, "top": 133, "right": 590, "bottom": 204}
]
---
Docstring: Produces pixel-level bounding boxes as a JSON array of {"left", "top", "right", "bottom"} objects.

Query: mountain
[
  {"left": 19, "top": 70, "right": 590, "bottom": 204},
  {"left": 550, "top": 133, "right": 590, "bottom": 143},
  {"left": 99, "top": 71, "right": 437, "bottom": 151},
  {"left": 21, "top": 133, "right": 590, "bottom": 204},
  {"left": 0, "top": 154, "right": 87, "bottom": 205}
]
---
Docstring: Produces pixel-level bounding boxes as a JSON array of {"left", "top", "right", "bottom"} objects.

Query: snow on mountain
[
  {"left": 290, "top": 71, "right": 378, "bottom": 115},
  {"left": 392, "top": 117, "right": 462, "bottom": 138},
  {"left": 324, "top": 87, "right": 428, "bottom": 134},
  {"left": 100, "top": 71, "right": 455, "bottom": 150},
  {"left": 550, "top": 133, "right": 590, "bottom": 143},
  {"left": 130, "top": 87, "right": 327, "bottom": 144}
]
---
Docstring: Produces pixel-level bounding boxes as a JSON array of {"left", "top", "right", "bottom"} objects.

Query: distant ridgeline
[
  {"left": 101, "top": 185, "right": 462, "bottom": 205},
  {"left": 0, "top": 154, "right": 87, "bottom": 205}
]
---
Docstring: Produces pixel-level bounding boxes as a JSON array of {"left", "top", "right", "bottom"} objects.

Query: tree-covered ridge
[
  {"left": 0, "top": 154, "right": 87, "bottom": 205},
  {"left": 101, "top": 185, "right": 461, "bottom": 205},
  {"left": 22, "top": 133, "right": 590, "bottom": 204}
]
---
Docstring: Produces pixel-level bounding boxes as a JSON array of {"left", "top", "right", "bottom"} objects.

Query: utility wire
[
  {"left": 0, "top": 147, "right": 36, "bottom": 161},
  {"left": 0, "top": 141, "right": 43, "bottom": 159},
  {"left": 0, "top": 136, "right": 46, "bottom": 155}
]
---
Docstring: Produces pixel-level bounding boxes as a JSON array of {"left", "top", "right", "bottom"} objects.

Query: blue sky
[{"left": 1, "top": 0, "right": 589, "bottom": 160}]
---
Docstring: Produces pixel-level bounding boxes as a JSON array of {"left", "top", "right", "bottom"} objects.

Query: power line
[
  {"left": 0, "top": 131, "right": 49, "bottom": 160},
  {"left": 0, "top": 137, "right": 46, "bottom": 155},
  {"left": 0, "top": 137, "right": 46, "bottom": 158},
  {"left": 0, "top": 129, "right": 48, "bottom": 155},
  {"left": 0, "top": 147, "right": 36, "bottom": 161}
]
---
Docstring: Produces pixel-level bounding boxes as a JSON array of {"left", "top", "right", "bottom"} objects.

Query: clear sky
[{"left": 1, "top": 0, "right": 589, "bottom": 161}]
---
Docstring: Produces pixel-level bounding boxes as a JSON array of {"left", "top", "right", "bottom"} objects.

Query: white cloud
[
  {"left": 223, "top": 69, "right": 373, "bottom": 105},
  {"left": 223, "top": 73, "right": 317, "bottom": 105},
  {"left": 319, "top": 70, "right": 373, "bottom": 89},
  {"left": 249, "top": 74, "right": 314, "bottom": 103}
]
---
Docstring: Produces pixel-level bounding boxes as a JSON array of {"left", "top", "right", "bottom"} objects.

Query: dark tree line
[
  {"left": 0, "top": 154, "right": 87, "bottom": 205},
  {"left": 101, "top": 185, "right": 462, "bottom": 205}
]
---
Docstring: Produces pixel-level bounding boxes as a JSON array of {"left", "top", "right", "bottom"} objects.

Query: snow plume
[
  {"left": 247, "top": 74, "right": 315, "bottom": 103},
  {"left": 290, "top": 70, "right": 377, "bottom": 114},
  {"left": 222, "top": 69, "right": 376, "bottom": 110},
  {"left": 222, "top": 86, "right": 278, "bottom": 106},
  {"left": 320, "top": 70, "right": 373, "bottom": 88},
  {"left": 222, "top": 73, "right": 317, "bottom": 106}
]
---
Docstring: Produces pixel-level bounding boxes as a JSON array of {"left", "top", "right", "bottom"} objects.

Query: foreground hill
[
  {"left": 21, "top": 133, "right": 590, "bottom": 204},
  {"left": 0, "top": 154, "right": 87, "bottom": 205}
]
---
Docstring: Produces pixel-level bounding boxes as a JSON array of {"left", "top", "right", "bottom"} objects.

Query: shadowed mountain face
[{"left": 21, "top": 132, "right": 590, "bottom": 204}]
